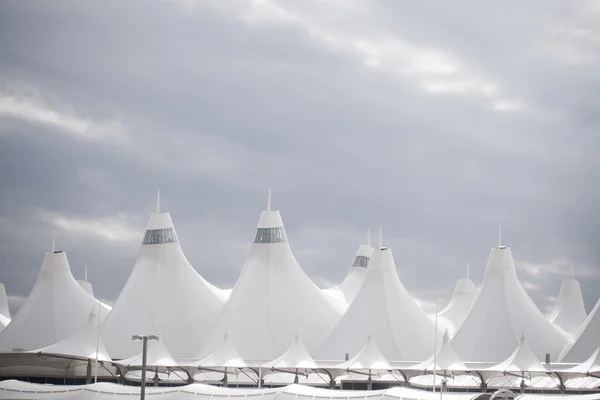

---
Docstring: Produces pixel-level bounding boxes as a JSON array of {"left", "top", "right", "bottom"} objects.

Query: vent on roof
[
  {"left": 351, "top": 255, "right": 370, "bottom": 268},
  {"left": 53, "top": 250, "right": 63, "bottom": 254},
  {"left": 142, "top": 228, "right": 178, "bottom": 245},
  {"left": 254, "top": 227, "right": 287, "bottom": 243}
]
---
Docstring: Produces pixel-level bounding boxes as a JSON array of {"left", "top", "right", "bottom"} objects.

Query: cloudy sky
[{"left": 1, "top": 0, "right": 599, "bottom": 316}]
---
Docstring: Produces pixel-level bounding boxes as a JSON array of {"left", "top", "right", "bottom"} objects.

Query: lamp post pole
[
  {"left": 133, "top": 335, "right": 159, "bottom": 400},
  {"left": 432, "top": 299, "right": 439, "bottom": 394}
]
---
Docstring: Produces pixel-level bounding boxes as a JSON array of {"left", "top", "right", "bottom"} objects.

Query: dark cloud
[{"left": 0, "top": 0, "right": 599, "bottom": 316}]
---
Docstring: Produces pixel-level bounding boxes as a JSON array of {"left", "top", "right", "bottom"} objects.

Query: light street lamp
[{"left": 132, "top": 334, "right": 159, "bottom": 400}]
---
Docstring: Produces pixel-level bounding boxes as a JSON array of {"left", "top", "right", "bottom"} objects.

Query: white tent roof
[
  {"left": 438, "top": 265, "right": 477, "bottom": 335},
  {"left": 115, "top": 338, "right": 177, "bottom": 368},
  {"left": 562, "top": 347, "right": 600, "bottom": 376},
  {"left": 0, "top": 282, "right": 10, "bottom": 320},
  {"left": 101, "top": 211, "right": 226, "bottom": 360},
  {"left": 262, "top": 332, "right": 318, "bottom": 371},
  {"left": 192, "top": 333, "right": 246, "bottom": 369},
  {"left": 560, "top": 298, "right": 600, "bottom": 362},
  {"left": 410, "top": 330, "right": 468, "bottom": 372},
  {"left": 323, "top": 243, "right": 373, "bottom": 304},
  {"left": 0, "top": 283, "right": 10, "bottom": 333},
  {"left": 486, "top": 332, "right": 547, "bottom": 374},
  {"left": 317, "top": 245, "right": 438, "bottom": 362},
  {"left": 335, "top": 333, "right": 392, "bottom": 372},
  {"left": 37, "top": 306, "right": 111, "bottom": 362},
  {"left": 200, "top": 203, "right": 341, "bottom": 362},
  {"left": 549, "top": 277, "right": 587, "bottom": 336},
  {"left": 450, "top": 240, "right": 567, "bottom": 363},
  {"left": 0, "top": 250, "right": 109, "bottom": 351}
]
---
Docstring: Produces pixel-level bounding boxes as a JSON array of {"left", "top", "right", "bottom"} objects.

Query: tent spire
[
  {"left": 378, "top": 225, "right": 383, "bottom": 249},
  {"left": 267, "top": 186, "right": 272, "bottom": 211},
  {"left": 156, "top": 189, "right": 161, "bottom": 213},
  {"left": 466, "top": 262, "right": 470, "bottom": 280},
  {"left": 498, "top": 223, "right": 502, "bottom": 248},
  {"left": 51, "top": 232, "right": 56, "bottom": 253},
  {"left": 571, "top": 262, "right": 575, "bottom": 280},
  {"left": 367, "top": 227, "right": 371, "bottom": 246},
  {"left": 84, "top": 263, "right": 88, "bottom": 282}
]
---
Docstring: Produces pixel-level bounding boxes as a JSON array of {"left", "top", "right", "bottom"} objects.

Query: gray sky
[{"left": 0, "top": 0, "right": 599, "bottom": 316}]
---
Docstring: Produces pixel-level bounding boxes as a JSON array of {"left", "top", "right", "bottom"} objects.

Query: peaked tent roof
[
  {"left": 0, "top": 251, "right": 109, "bottom": 351},
  {"left": 548, "top": 278, "right": 587, "bottom": 336},
  {"left": 101, "top": 210, "right": 226, "bottom": 360},
  {"left": 37, "top": 306, "right": 111, "bottom": 362},
  {"left": 335, "top": 334, "right": 392, "bottom": 372},
  {"left": 0, "top": 282, "right": 10, "bottom": 320},
  {"left": 410, "top": 330, "right": 468, "bottom": 372},
  {"left": 115, "top": 338, "right": 177, "bottom": 368},
  {"left": 438, "top": 265, "right": 477, "bottom": 334},
  {"left": 0, "top": 283, "right": 10, "bottom": 333},
  {"left": 560, "top": 297, "right": 600, "bottom": 362},
  {"left": 450, "top": 242, "right": 566, "bottom": 363},
  {"left": 262, "top": 332, "right": 318, "bottom": 371},
  {"left": 317, "top": 245, "right": 438, "bottom": 362},
  {"left": 192, "top": 333, "right": 246, "bottom": 369},
  {"left": 562, "top": 347, "right": 600, "bottom": 376},
  {"left": 487, "top": 332, "right": 547, "bottom": 374},
  {"left": 200, "top": 201, "right": 341, "bottom": 362},
  {"left": 323, "top": 243, "right": 374, "bottom": 304}
]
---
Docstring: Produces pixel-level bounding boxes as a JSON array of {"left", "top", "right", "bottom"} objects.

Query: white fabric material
[
  {"left": 561, "top": 298, "right": 600, "bottom": 362},
  {"left": 335, "top": 333, "right": 392, "bottom": 371},
  {"left": 323, "top": 244, "right": 373, "bottom": 304},
  {"left": 318, "top": 247, "right": 438, "bottom": 362},
  {"left": 193, "top": 333, "right": 246, "bottom": 369},
  {"left": 262, "top": 332, "right": 318, "bottom": 371},
  {"left": 549, "top": 278, "right": 587, "bottom": 336},
  {"left": 0, "top": 251, "right": 108, "bottom": 351},
  {"left": 438, "top": 278, "right": 477, "bottom": 334},
  {"left": 0, "top": 314, "right": 10, "bottom": 333},
  {"left": 77, "top": 280, "right": 94, "bottom": 296},
  {"left": 562, "top": 347, "right": 600, "bottom": 375},
  {"left": 37, "top": 308, "right": 111, "bottom": 362},
  {"left": 410, "top": 330, "right": 467, "bottom": 372},
  {"left": 0, "top": 282, "right": 10, "bottom": 319},
  {"left": 0, "top": 380, "right": 482, "bottom": 400},
  {"left": 451, "top": 246, "right": 567, "bottom": 362},
  {"left": 487, "top": 332, "right": 547, "bottom": 374},
  {"left": 200, "top": 209, "right": 341, "bottom": 361},
  {"left": 101, "top": 212, "right": 226, "bottom": 360},
  {"left": 116, "top": 338, "right": 176, "bottom": 367}
]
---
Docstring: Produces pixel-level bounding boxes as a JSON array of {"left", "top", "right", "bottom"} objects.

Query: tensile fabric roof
[{"left": 548, "top": 277, "right": 587, "bottom": 336}]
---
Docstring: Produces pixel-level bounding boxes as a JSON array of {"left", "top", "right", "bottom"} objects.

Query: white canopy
[
  {"left": 560, "top": 297, "right": 600, "bottom": 363},
  {"left": 200, "top": 202, "right": 341, "bottom": 361},
  {"left": 438, "top": 265, "right": 477, "bottom": 335},
  {"left": 549, "top": 277, "right": 587, "bottom": 336},
  {"left": 115, "top": 338, "right": 176, "bottom": 368},
  {"left": 262, "top": 331, "right": 318, "bottom": 372},
  {"left": 323, "top": 243, "right": 373, "bottom": 304},
  {"left": 561, "top": 347, "right": 600, "bottom": 377},
  {"left": 36, "top": 306, "right": 111, "bottom": 362},
  {"left": 317, "top": 245, "right": 438, "bottom": 362},
  {"left": 410, "top": 330, "right": 468, "bottom": 373},
  {"left": 101, "top": 210, "right": 226, "bottom": 359},
  {"left": 487, "top": 332, "right": 547, "bottom": 375},
  {"left": 451, "top": 240, "right": 567, "bottom": 363},
  {"left": 192, "top": 333, "right": 246, "bottom": 370},
  {"left": 0, "top": 282, "right": 10, "bottom": 320},
  {"left": 335, "top": 333, "right": 392, "bottom": 372},
  {"left": 0, "top": 250, "right": 109, "bottom": 351},
  {"left": 0, "top": 282, "right": 10, "bottom": 333}
]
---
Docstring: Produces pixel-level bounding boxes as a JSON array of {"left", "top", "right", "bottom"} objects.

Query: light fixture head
[
  {"left": 132, "top": 335, "right": 143, "bottom": 341},
  {"left": 149, "top": 335, "right": 160, "bottom": 341}
]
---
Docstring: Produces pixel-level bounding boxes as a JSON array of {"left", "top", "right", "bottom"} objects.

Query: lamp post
[
  {"left": 132, "top": 335, "right": 159, "bottom": 400},
  {"left": 432, "top": 299, "right": 440, "bottom": 395}
]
